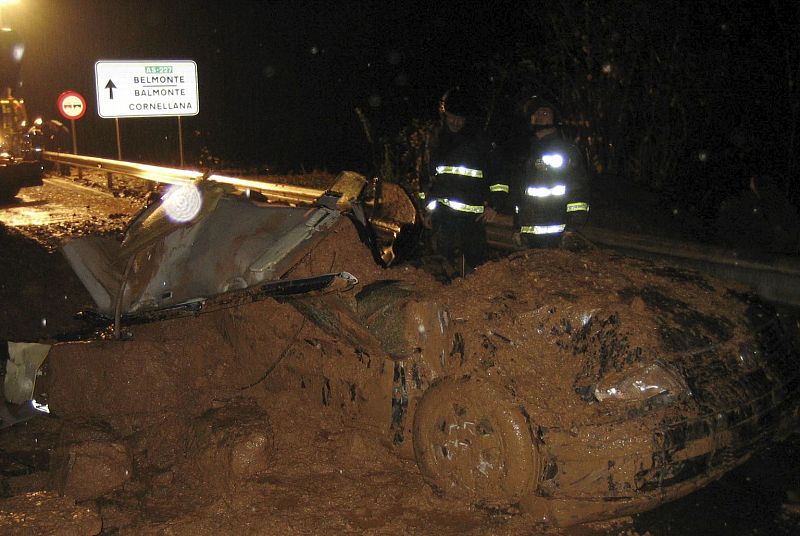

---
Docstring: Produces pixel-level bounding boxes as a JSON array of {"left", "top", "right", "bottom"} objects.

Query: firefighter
[
  {"left": 514, "top": 96, "right": 589, "bottom": 246},
  {"left": 421, "top": 87, "right": 504, "bottom": 276}
]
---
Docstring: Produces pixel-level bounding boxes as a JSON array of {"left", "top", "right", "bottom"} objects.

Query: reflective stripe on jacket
[{"left": 435, "top": 198, "right": 485, "bottom": 214}]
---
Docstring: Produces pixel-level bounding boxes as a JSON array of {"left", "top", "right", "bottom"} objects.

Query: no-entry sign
[
  {"left": 57, "top": 90, "right": 87, "bottom": 120},
  {"left": 94, "top": 60, "right": 199, "bottom": 118}
]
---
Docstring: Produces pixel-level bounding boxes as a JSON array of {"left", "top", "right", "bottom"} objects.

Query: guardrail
[
  {"left": 578, "top": 226, "right": 800, "bottom": 307},
  {"left": 42, "top": 151, "right": 324, "bottom": 206}
]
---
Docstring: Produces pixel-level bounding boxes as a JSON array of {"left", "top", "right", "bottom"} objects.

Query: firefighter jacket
[
  {"left": 516, "top": 132, "right": 590, "bottom": 234},
  {"left": 424, "top": 125, "right": 504, "bottom": 215}
]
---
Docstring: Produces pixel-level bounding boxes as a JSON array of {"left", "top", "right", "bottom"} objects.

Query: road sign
[
  {"left": 57, "top": 90, "right": 87, "bottom": 120},
  {"left": 94, "top": 60, "right": 199, "bottom": 118}
]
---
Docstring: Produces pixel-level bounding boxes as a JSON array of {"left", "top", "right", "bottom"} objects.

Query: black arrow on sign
[{"left": 105, "top": 80, "right": 117, "bottom": 99}]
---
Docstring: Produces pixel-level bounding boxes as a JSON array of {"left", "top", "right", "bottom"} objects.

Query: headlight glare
[
  {"left": 542, "top": 153, "right": 564, "bottom": 168},
  {"left": 526, "top": 184, "right": 567, "bottom": 197}
]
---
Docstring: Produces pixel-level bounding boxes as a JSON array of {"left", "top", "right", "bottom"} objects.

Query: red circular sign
[{"left": 57, "top": 90, "right": 87, "bottom": 120}]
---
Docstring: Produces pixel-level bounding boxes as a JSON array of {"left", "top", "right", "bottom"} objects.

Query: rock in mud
[
  {"left": 182, "top": 399, "right": 273, "bottom": 488},
  {"left": 50, "top": 440, "right": 132, "bottom": 502}
]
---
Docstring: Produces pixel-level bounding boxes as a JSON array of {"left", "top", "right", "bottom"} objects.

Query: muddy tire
[
  {"left": 0, "top": 185, "right": 20, "bottom": 202},
  {"left": 412, "top": 377, "right": 541, "bottom": 508}
]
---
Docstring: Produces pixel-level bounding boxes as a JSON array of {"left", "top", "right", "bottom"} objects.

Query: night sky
[
  {"left": 5, "top": 0, "right": 799, "bottom": 200},
  {"left": 7, "top": 0, "right": 524, "bottom": 172}
]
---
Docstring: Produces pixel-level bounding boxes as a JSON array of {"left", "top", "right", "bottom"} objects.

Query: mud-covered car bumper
[
  {"left": 534, "top": 387, "right": 800, "bottom": 525},
  {"left": 0, "top": 160, "right": 44, "bottom": 188},
  {"left": 529, "top": 316, "right": 800, "bottom": 525}
]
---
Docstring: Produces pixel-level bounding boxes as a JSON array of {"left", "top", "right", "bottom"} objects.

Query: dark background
[
  {"left": 7, "top": 0, "right": 524, "bottom": 171},
  {"left": 4, "top": 1, "right": 800, "bottom": 236}
]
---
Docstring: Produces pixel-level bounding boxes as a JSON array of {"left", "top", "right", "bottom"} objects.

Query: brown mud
[{"left": 1, "top": 173, "right": 799, "bottom": 534}]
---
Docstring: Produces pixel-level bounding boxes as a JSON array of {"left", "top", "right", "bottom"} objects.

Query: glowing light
[
  {"left": 426, "top": 199, "right": 438, "bottom": 211},
  {"left": 541, "top": 153, "right": 564, "bottom": 168},
  {"left": 11, "top": 43, "right": 23, "bottom": 62},
  {"left": 32, "top": 400, "right": 50, "bottom": 414},
  {"left": 526, "top": 184, "right": 567, "bottom": 197},
  {"left": 161, "top": 183, "right": 202, "bottom": 223}
]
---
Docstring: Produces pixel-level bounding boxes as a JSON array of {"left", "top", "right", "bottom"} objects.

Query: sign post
[
  {"left": 115, "top": 119, "right": 122, "bottom": 160},
  {"left": 56, "top": 90, "right": 87, "bottom": 179},
  {"left": 178, "top": 116, "right": 184, "bottom": 167},
  {"left": 95, "top": 60, "right": 199, "bottom": 167}
]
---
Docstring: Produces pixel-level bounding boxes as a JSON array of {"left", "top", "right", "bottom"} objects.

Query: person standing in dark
[
  {"left": 513, "top": 96, "right": 590, "bottom": 246},
  {"left": 419, "top": 87, "right": 505, "bottom": 276}
]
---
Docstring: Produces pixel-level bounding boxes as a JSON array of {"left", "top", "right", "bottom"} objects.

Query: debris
[{"left": 49, "top": 441, "right": 132, "bottom": 502}]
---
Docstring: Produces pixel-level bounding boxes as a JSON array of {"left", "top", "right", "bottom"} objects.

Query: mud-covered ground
[{"left": 1, "top": 170, "right": 799, "bottom": 535}]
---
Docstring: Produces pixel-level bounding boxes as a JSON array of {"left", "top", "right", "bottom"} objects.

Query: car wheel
[
  {"left": 0, "top": 185, "right": 20, "bottom": 202},
  {"left": 412, "top": 376, "right": 541, "bottom": 508}
]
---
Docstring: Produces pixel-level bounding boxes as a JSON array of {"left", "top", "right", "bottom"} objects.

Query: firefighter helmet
[
  {"left": 439, "top": 86, "right": 481, "bottom": 118},
  {"left": 523, "top": 95, "right": 561, "bottom": 124}
]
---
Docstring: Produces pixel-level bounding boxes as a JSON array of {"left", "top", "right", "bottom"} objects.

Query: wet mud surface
[{"left": 0, "top": 172, "right": 799, "bottom": 535}]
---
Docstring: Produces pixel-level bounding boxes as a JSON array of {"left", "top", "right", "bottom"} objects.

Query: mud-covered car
[
  {"left": 4, "top": 162, "right": 800, "bottom": 526},
  {"left": 0, "top": 29, "right": 48, "bottom": 199},
  {"left": 0, "top": 92, "right": 44, "bottom": 201}
]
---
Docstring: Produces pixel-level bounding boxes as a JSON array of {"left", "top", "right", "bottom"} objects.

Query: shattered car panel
[
  {"left": 58, "top": 171, "right": 383, "bottom": 318},
  {"left": 63, "top": 191, "right": 343, "bottom": 316}
]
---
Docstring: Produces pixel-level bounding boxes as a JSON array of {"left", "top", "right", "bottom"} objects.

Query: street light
[{"left": 0, "top": 0, "right": 21, "bottom": 28}]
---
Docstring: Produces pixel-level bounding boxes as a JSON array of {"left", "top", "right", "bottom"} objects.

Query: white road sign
[{"left": 95, "top": 60, "right": 199, "bottom": 118}]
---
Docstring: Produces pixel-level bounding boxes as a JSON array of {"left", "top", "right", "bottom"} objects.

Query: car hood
[{"left": 431, "top": 249, "right": 799, "bottom": 429}]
